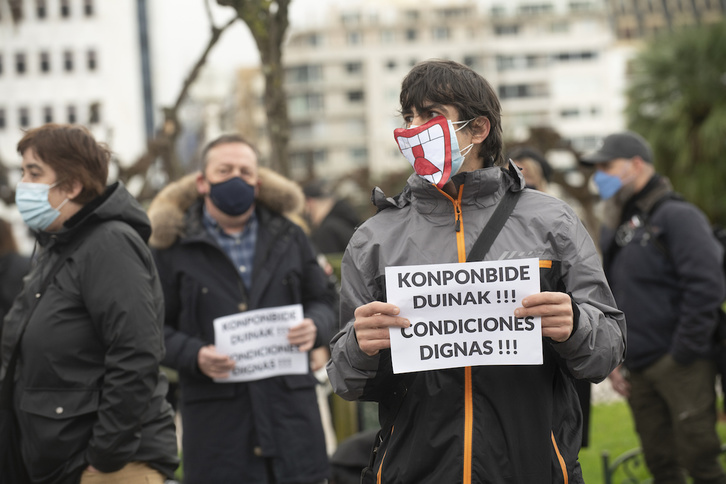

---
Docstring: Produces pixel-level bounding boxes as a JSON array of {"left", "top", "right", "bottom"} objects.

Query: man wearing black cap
[{"left": 582, "top": 131, "right": 726, "bottom": 484}]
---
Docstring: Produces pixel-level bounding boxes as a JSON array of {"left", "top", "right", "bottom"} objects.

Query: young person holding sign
[
  {"left": 149, "top": 135, "right": 335, "bottom": 484},
  {"left": 327, "top": 60, "right": 626, "bottom": 484}
]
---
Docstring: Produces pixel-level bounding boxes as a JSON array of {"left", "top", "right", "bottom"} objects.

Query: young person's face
[{"left": 402, "top": 103, "right": 482, "bottom": 171}]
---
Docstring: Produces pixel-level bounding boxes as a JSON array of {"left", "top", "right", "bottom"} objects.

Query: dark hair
[
  {"left": 200, "top": 134, "right": 259, "bottom": 172},
  {"left": 17, "top": 124, "right": 109, "bottom": 204},
  {"left": 507, "top": 147, "right": 553, "bottom": 182},
  {"left": 0, "top": 218, "right": 18, "bottom": 255},
  {"left": 400, "top": 59, "right": 504, "bottom": 167}
]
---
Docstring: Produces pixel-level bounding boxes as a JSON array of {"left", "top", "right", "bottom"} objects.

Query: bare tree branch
[{"left": 118, "top": 12, "right": 238, "bottom": 189}]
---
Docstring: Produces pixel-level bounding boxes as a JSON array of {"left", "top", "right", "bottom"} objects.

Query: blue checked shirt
[{"left": 202, "top": 206, "right": 258, "bottom": 290}]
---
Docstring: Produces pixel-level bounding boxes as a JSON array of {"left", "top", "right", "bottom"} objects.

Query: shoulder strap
[
  {"left": 0, "top": 236, "right": 85, "bottom": 408},
  {"left": 466, "top": 190, "right": 521, "bottom": 262}
]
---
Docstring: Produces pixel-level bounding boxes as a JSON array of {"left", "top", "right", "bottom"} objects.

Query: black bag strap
[
  {"left": 0, "top": 237, "right": 85, "bottom": 408},
  {"left": 467, "top": 189, "right": 521, "bottom": 262}
]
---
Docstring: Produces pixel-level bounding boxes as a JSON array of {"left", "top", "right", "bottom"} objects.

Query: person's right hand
[
  {"left": 197, "top": 344, "right": 235, "bottom": 379},
  {"left": 353, "top": 302, "right": 410, "bottom": 356},
  {"left": 608, "top": 365, "right": 631, "bottom": 398}
]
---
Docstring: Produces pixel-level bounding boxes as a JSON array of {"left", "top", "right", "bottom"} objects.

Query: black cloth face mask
[{"left": 208, "top": 177, "right": 256, "bottom": 216}]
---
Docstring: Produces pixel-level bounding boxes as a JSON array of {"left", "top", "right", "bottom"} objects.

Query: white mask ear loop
[
  {"left": 53, "top": 197, "right": 70, "bottom": 212},
  {"left": 460, "top": 143, "right": 474, "bottom": 157},
  {"left": 452, "top": 118, "right": 474, "bottom": 132}
]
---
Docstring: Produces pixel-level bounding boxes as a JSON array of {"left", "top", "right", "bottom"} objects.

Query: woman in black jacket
[{"left": 1, "top": 124, "right": 178, "bottom": 484}]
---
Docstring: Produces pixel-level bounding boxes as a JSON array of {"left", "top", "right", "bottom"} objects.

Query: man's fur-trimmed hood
[{"left": 147, "top": 168, "right": 306, "bottom": 249}]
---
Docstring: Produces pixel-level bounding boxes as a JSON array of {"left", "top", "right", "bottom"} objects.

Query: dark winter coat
[
  {"left": 148, "top": 171, "right": 335, "bottom": 484},
  {"left": 0, "top": 251, "right": 30, "bottom": 336},
  {"left": 601, "top": 175, "right": 726, "bottom": 370},
  {"left": 311, "top": 199, "right": 360, "bottom": 255},
  {"left": 0, "top": 182, "right": 179, "bottom": 484}
]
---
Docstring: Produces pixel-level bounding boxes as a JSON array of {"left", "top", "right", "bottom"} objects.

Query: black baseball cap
[{"left": 580, "top": 131, "right": 653, "bottom": 165}]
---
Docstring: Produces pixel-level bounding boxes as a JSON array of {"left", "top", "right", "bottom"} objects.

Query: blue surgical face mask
[
  {"left": 593, "top": 171, "right": 623, "bottom": 200},
  {"left": 208, "top": 177, "right": 256, "bottom": 216},
  {"left": 15, "top": 182, "right": 69, "bottom": 231}
]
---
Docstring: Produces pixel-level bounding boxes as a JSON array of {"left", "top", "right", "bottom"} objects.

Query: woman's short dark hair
[
  {"left": 17, "top": 124, "right": 109, "bottom": 204},
  {"left": 400, "top": 59, "right": 505, "bottom": 167}
]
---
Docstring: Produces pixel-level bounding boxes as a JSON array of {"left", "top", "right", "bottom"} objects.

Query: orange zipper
[
  {"left": 436, "top": 184, "right": 472, "bottom": 484},
  {"left": 377, "top": 426, "right": 393, "bottom": 484},
  {"left": 551, "top": 431, "right": 569, "bottom": 484}
]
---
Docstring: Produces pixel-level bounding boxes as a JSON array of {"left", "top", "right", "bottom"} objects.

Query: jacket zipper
[
  {"left": 436, "top": 184, "right": 473, "bottom": 484},
  {"left": 551, "top": 432, "right": 569, "bottom": 484}
]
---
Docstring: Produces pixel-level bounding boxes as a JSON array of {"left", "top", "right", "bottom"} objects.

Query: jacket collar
[{"left": 372, "top": 160, "right": 524, "bottom": 214}]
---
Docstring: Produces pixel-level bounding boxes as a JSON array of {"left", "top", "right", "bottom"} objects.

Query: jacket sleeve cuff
[{"left": 345, "top": 327, "right": 381, "bottom": 371}]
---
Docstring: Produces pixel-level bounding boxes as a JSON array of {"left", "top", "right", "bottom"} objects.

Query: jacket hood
[
  {"left": 372, "top": 160, "right": 525, "bottom": 212},
  {"left": 36, "top": 181, "right": 151, "bottom": 246},
  {"left": 147, "top": 167, "right": 306, "bottom": 249}
]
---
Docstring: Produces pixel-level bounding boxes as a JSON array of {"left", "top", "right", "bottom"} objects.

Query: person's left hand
[
  {"left": 288, "top": 318, "right": 317, "bottom": 352},
  {"left": 514, "top": 292, "right": 574, "bottom": 342}
]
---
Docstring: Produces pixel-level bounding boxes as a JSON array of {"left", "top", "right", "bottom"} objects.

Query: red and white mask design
[{"left": 393, "top": 115, "right": 472, "bottom": 189}]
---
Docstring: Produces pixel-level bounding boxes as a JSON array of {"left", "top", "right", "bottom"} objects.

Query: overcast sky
[{"left": 150, "top": 0, "right": 354, "bottom": 105}]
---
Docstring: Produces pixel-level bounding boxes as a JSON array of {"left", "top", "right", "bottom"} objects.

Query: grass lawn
[{"left": 579, "top": 397, "right": 726, "bottom": 483}]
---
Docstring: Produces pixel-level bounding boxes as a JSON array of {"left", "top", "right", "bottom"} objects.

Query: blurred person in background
[
  {"left": 148, "top": 134, "right": 335, "bottom": 484},
  {"left": 509, "top": 147, "right": 593, "bottom": 448},
  {"left": 0, "top": 124, "right": 178, "bottom": 483},
  {"left": 0, "top": 218, "right": 30, "bottom": 341},
  {"left": 583, "top": 131, "right": 726, "bottom": 484},
  {"left": 303, "top": 180, "right": 361, "bottom": 256}
]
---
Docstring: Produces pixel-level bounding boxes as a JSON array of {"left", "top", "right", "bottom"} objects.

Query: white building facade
[
  {"left": 0, "top": 0, "right": 150, "bottom": 172},
  {"left": 279, "top": 0, "right": 633, "bottom": 182}
]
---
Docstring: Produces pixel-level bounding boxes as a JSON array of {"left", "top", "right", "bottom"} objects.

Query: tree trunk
[{"left": 217, "top": 0, "right": 291, "bottom": 176}]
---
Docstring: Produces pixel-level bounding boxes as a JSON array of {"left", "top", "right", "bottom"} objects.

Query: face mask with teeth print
[{"left": 394, "top": 116, "right": 473, "bottom": 189}]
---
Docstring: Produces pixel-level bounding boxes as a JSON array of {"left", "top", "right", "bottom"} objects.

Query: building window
[
  {"left": 0, "top": 109, "right": 5, "bottom": 129},
  {"left": 380, "top": 30, "right": 395, "bottom": 43},
  {"left": 43, "top": 106, "right": 53, "bottom": 123},
  {"left": 87, "top": 50, "right": 97, "bottom": 70},
  {"left": 498, "top": 83, "right": 547, "bottom": 99},
  {"left": 89, "top": 102, "right": 100, "bottom": 124},
  {"left": 64, "top": 51, "right": 74, "bottom": 72},
  {"left": 67, "top": 105, "right": 77, "bottom": 124},
  {"left": 495, "top": 24, "right": 520, "bottom": 35},
  {"left": 60, "top": 0, "right": 71, "bottom": 18},
  {"left": 403, "top": 9, "right": 420, "bottom": 21},
  {"left": 405, "top": 29, "right": 418, "bottom": 41},
  {"left": 560, "top": 108, "right": 579, "bottom": 118},
  {"left": 347, "top": 31, "right": 362, "bottom": 45},
  {"left": 84, "top": 0, "right": 94, "bottom": 16},
  {"left": 36, "top": 0, "right": 47, "bottom": 19},
  {"left": 345, "top": 62, "right": 362, "bottom": 74},
  {"left": 19, "top": 107, "right": 30, "bottom": 128},
  {"left": 0, "top": 54, "right": 3, "bottom": 76},
  {"left": 385, "top": 59, "right": 397, "bottom": 70},
  {"left": 15, "top": 53, "right": 26, "bottom": 74},
  {"left": 350, "top": 147, "right": 368, "bottom": 163},
  {"left": 40, "top": 51, "right": 50, "bottom": 73},
  {"left": 347, "top": 90, "right": 364, "bottom": 102},
  {"left": 433, "top": 27, "right": 450, "bottom": 40},
  {"left": 286, "top": 64, "right": 322, "bottom": 83}
]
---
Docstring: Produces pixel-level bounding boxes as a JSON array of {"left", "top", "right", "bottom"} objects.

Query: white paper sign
[
  {"left": 385, "top": 258, "right": 542, "bottom": 374},
  {"left": 213, "top": 304, "right": 308, "bottom": 382}
]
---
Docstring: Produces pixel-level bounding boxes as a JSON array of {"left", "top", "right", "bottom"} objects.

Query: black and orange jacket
[{"left": 328, "top": 163, "right": 626, "bottom": 484}]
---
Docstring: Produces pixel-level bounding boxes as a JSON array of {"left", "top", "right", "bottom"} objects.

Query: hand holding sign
[
  {"left": 287, "top": 318, "right": 318, "bottom": 352},
  {"left": 198, "top": 344, "right": 236, "bottom": 379},
  {"left": 353, "top": 301, "right": 411, "bottom": 356},
  {"left": 515, "top": 292, "right": 574, "bottom": 342}
]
